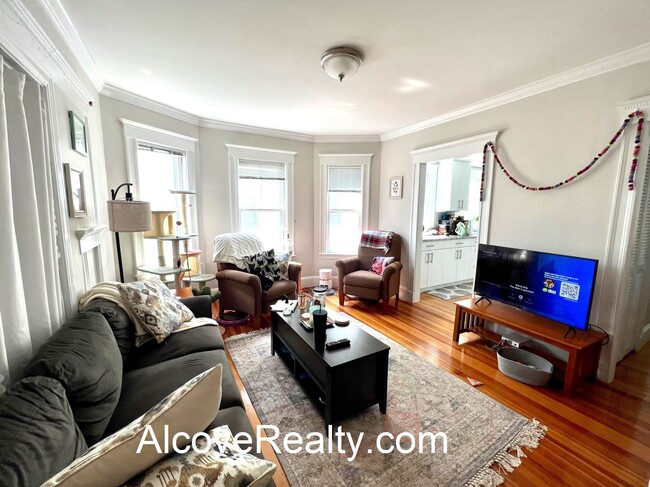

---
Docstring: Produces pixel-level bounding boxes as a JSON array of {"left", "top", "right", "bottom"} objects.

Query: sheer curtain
[{"left": 0, "top": 55, "right": 64, "bottom": 385}]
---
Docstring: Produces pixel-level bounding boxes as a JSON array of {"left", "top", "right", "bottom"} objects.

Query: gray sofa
[{"left": 0, "top": 295, "right": 272, "bottom": 486}]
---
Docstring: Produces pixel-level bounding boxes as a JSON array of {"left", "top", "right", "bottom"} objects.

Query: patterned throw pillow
[
  {"left": 118, "top": 279, "right": 194, "bottom": 346},
  {"left": 242, "top": 249, "right": 281, "bottom": 290},
  {"left": 274, "top": 251, "right": 291, "bottom": 281},
  {"left": 369, "top": 256, "right": 395, "bottom": 275},
  {"left": 124, "top": 425, "right": 276, "bottom": 487},
  {"left": 42, "top": 365, "right": 223, "bottom": 487}
]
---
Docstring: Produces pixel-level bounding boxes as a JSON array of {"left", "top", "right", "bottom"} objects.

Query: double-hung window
[
  {"left": 122, "top": 119, "right": 198, "bottom": 273},
  {"left": 136, "top": 143, "right": 194, "bottom": 267},
  {"left": 319, "top": 154, "right": 372, "bottom": 255},
  {"left": 227, "top": 145, "right": 295, "bottom": 252}
]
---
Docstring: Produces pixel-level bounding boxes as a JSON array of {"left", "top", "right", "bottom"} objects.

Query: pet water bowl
[{"left": 497, "top": 348, "right": 554, "bottom": 387}]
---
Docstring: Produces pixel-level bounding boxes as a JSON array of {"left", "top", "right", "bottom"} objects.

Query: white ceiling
[{"left": 59, "top": 0, "right": 650, "bottom": 137}]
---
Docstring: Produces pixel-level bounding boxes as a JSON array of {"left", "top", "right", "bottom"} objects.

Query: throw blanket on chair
[
  {"left": 213, "top": 232, "right": 265, "bottom": 269},
  {"left": 79, "top": 281, "right": 218, "bottom": 347},
  {"left": 360, "top": 230, "right": 394, "bottom": 254}
]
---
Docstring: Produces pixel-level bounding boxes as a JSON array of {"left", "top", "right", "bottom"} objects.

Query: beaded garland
[{"left": 480, "top": 110, "right": 645, "bottom": 201}]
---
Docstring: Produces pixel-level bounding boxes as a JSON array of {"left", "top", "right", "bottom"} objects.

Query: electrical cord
[
  {"left": 484, "top": 337, "right": 507, "bottom": 351},
  {"left": 588, "top": 324, "right": 610, "bottom": 345}
]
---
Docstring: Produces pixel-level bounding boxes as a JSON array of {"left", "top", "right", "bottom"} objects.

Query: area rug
[
  {"left": 225, "top": 320, "right": 546, "bottom": 486},
  {"left": 426, "top": 282, "right": 473, "bottom": 301}
]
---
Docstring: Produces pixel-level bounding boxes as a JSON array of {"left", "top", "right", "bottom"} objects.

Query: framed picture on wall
[
  {"left": 68, "top": 110, "right": 88, "bottom": 156},
  {"left": 64, "top": 163, "right": 87, "bottom": 218},
  {"left": 389, "top": 176, "right": 403, "bottom": 199}
]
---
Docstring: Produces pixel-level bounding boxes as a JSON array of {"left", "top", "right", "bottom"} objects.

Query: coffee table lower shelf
[{"left": 271, "top": 312, "right": 389, "bottom": 428}]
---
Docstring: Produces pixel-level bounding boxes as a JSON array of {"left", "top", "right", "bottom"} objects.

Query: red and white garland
[{"left": 480, "top": 111, "right": 645, "bottom": 201}]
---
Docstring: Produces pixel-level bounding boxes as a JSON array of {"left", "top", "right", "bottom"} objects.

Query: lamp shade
[
  {"left": 107, "top": 200, "right": 152, "bottom": 232},
  {"left": 321, "top": 46, "right": 363, "bottom": 82}
]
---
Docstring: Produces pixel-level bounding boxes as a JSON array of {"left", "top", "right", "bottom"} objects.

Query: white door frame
[
  {"left": 595, "top": 95, "right": 650, "bottom": 382},
  {"left": 408, "top": 131, "right": 499, "bottom": 303}
]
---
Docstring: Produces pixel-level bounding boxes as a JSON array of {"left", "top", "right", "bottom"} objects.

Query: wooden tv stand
[{"left": 453, "top": 298, "right": 607, "bottom": 395}]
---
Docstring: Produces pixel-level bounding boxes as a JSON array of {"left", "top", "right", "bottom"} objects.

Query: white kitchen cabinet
[
  {"left": 420, "top": 240, "right": 447, "bottom": 289},
  {"left": 435, "top": 159, "right": 471, "bottom": 211},
  {"left": 420, "top": 237, "right": 477, "bottom": 290}
]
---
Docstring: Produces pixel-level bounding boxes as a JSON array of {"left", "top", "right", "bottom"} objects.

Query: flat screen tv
[{"left": 474, "top": 244, "right": 598, "bottom": 330}]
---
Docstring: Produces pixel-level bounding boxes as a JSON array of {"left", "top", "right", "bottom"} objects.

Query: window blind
[
  {"left": 239, "top": 160, "right": 285, "bottom": 180},
  {"left": 328, "top": 166, "right": 362, "bottom": 192},
  {"left": 137, "top": 142, "right": 184, "bottom": 156}
]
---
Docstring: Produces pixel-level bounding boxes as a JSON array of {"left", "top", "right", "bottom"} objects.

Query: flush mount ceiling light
[{"left": 320, "top": 46, "right": 363, "bottom": 82}]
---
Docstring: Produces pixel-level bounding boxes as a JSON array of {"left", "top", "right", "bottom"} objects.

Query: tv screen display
[{"left": 474, "top": 244, "right": 598, "bottom": 330}]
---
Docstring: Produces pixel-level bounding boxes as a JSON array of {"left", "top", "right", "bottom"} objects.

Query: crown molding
[
  {"left": 382, "top": 42, "right": 650, "bottom": 141},
  {"left": 200, "top": 118, "right": 314, "bottom": 142},
  {"left": 619, "top": 94, "right": 650, "bottom": 110},
  {"left": 313, "top": 135, "right": 380, "bottom": 143},
  {"left": 101, "top": 84, "right": 200, "bottom": 125},
  {"left": 37, "top": 0, "right": 104, "bottom": 92},
  {"left": 0, "top": 0, "right": 94, "bottom": 103}
]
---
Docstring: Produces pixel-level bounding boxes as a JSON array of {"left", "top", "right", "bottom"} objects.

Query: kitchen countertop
[{"left": 422, "top": 235, "right": 477, "bottom": 241}]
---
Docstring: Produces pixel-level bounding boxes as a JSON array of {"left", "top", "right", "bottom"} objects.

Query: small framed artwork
[
  {"left": 64, "top": 163, "right": 87, "bottom": 218},
  {"left": 68, "top": 110, "right": 88, "bottom": 156},
  {"left": 389, "top": 176, "right": 403, "bottom": 199}
]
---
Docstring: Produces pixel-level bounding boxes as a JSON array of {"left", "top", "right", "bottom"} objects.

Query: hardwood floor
[{"left": 219, "top": 294, "right": 650, "bottom": 487}]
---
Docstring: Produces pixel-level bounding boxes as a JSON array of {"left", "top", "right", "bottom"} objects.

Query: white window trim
[
  {"left": 317, "top": 153, "right": 373, "bottom": 256},
  {"left": 121, "top": 119, "right": 199, "bottom": 272},
  {"left": 226, "top": 144, "right": 296, "bottom": 247}
]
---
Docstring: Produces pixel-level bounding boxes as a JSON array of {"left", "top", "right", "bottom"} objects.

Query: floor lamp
[{"left": 108, "top": 183, "right": 151, "bottom": 283}]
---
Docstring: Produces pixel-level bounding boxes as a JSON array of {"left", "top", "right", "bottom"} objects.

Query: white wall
[
  {"left": 0, "top": 1, "right": 113, "bottom": 310},
  {"left": 100, "top": 96, "right": 200, "bottom": 282},
  {"left": 100, "top": 95, "right": 383, "bottom": 283},
  {"left": 197, "top": 128, "right": 315, "bottom": 277},
  {"left": 312, "top": 141, "right": 382, "bottom": 285},
  {"left": 379, "top": 60, "right": 650, "bottom": 377}
]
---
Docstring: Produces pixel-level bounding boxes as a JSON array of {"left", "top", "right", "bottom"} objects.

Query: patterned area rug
[
  {"left": 426, "top": 282, "right": 473, "bottom": 301},
  {"left": 225, "top": 320, "right": 545, "bottom": 487}
]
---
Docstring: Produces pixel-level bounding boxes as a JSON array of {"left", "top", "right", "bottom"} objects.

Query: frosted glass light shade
[
  {"left": 107, "top": 200, "right": 152, "bottom": 232},
  {"left": 321, "top": 46, "right": 363, "bottom": 82}
]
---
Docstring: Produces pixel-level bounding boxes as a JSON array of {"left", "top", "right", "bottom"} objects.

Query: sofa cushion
[
  {"left": 343, "top": 269, "right": 382, "bottom": 288},
  {"left": 206, "top": 407, "right": 263, "bottom": 459},
  {"left": 124, "top": 425, "right": 276, "bottom": 487},
  {"left": 127, "top": 324, "right": 225, "bottom": 371},
  {"left": 118, "top": 279, "right": 194, "bottom": 346},
  {"left": 262, "top": 279, "right": 298, "bottom": 303},
  {"left": 22, "top": 311, "right": 122, "bottom": 445},
  {"left": 43, "top": 365, "right": 223, "bottom": 487},
  {"left": 83, "top": 298, "right": 135, "bottom": 363},
  {"left": 107, "top": 349, "right": 242, "bottom": 435},
  {"left": 0, "top": 376, "right": 87, "bottom": 487}
]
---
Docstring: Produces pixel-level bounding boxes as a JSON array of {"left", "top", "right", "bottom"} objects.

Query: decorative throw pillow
[
  {"left": 124, "top": 425, "right": 276, "bottom": 487},
  {"left": 42, "top": 364, "right": 223, "bottom": 487},
  {"left": 117, "top": 279, "right": 194, "bottom": 346},
  {"left": 369, "top": 256, "right": 395, "bottom": 275},
  {"left": 242, "top": 249, "right": 280, "bottom": 290},
  {"left": 274, "top": 251, "right": 291, "bottom": 281}
]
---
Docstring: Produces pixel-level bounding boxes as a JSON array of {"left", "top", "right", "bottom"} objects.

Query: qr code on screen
[{"left": 559, "top": 281, "right": 580, "bottom": 301}]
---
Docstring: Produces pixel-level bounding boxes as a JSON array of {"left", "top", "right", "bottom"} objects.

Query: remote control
[{"left": 325, "top": 338, "right": 350, "bottom": 350}]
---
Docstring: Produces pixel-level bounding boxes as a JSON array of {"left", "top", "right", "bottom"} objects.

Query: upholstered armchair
[
  {"left": 213, "top": 232, "right": 302, "bottom": 322},
  {"left": 335, "top": 233, "right": 402, "bottom": 310}
]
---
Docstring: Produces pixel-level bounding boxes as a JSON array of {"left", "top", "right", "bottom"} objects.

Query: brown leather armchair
[
  {"left": 216, "top": 261, "right": 302, "bottom": 321},
  {"left": 335, "top": 233, "right": 402, "bottom": 310}
]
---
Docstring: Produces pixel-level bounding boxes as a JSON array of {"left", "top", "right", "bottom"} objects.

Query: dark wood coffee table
[{"left": 271, "top": 309, "right": 389, "bottom": 427}]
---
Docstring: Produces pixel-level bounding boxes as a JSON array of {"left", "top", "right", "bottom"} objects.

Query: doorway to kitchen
[{"left": 408, "top": 131, "right": 498, "bottom": 304}]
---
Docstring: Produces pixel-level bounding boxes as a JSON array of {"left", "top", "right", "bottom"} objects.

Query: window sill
[{"left": 318, "top": 253, "right": 355, "bottom": 260}]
